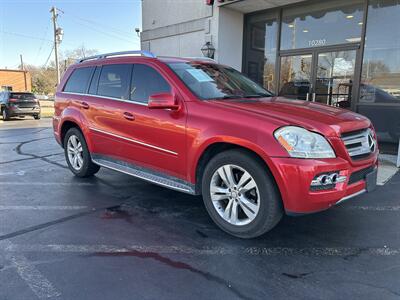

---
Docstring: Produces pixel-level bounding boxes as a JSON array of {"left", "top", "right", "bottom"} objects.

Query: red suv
[{"left": 54, "top": 51, "right": 378, "bottom": 238}]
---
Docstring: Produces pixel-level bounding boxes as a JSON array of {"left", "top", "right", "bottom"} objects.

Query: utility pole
[
  {"left": 20, "top": 54, "right": 24, "bottom": 70},
  {"left": 20, "top": 54, "right": 28, "bottom": 91},
  {"left": 50, "top": 6, "right": 63, "bottom": 85}
]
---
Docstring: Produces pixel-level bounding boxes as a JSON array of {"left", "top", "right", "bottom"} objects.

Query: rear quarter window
[{"left": 63, "top": 67, "right": 95, "bottom": 94}]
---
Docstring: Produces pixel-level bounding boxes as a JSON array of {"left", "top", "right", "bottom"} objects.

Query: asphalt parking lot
[{"left": 1, "top": 118, "right": 400, "bottom": 300}]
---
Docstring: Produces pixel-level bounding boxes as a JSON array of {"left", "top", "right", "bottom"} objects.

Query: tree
[{"left": 26, "top": 46, "right": 98, "bottom": 95}]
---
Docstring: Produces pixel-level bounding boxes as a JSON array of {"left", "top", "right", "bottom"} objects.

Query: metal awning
[{"left": 218, "top": 0, "right": 307, "bottom": 13}]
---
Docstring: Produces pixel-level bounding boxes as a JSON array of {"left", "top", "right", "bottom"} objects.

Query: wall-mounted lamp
[{"left": 201, "top": 42, "right": 215, "bottom": 59}]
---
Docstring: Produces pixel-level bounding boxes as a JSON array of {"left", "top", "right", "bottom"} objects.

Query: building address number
[{"left": 308, "top": 39, "right": 327, "bottom": 47}]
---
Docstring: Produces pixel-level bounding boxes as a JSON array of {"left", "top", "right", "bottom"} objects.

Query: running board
[{"left": 91, "top": 154, "right": 196, "bottom": 195}]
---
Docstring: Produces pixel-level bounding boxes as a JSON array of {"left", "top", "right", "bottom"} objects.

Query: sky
[{"left": 0, "top": 0, "right": 142, "bottom": 69}]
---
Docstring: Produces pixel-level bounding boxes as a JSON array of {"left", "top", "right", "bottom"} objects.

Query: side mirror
[{"left": 148, "top": 93, "right": 179, "bottom": 110}]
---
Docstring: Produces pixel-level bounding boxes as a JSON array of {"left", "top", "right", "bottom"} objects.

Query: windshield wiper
[
  {"left": 213, "top": 95, "right": 241, "bottom": 100},
  {"left": 242, "top": 93, "right": 272, "bottom": 98}
]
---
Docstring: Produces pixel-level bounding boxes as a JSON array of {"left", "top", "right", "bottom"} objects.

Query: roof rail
[{"left": 77, "top": 50, "right": 156, "bottom": 63}]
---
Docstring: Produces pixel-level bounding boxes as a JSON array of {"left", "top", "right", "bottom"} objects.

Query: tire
[
  {"left": 34, "top": 114, "right": 41, "bottom": 120},
  {"left": 2, "top": 108, "right": 10, "bottom": 121},
  {"left": 201, "top": 149, "right": 283, "bottom": 238},
  {"left": 64, "top": 127, "right": 100, "bottom": 177}
]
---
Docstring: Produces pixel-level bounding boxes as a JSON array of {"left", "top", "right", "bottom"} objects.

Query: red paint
[{"left": 54, "top": 56, "right": 378, "bottom": 214}]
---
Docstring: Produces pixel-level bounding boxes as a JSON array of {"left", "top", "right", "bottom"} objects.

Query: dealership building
[{"left": 141, "top": 0, "right": 400, "bottom": 150}]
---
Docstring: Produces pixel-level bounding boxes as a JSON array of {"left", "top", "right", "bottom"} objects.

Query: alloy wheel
[
  {"left": 67, "top": 135, "right": 84, "bottom": 171},
  {"left": 210, "top": 164, "right": 260, "bottom": 226}
]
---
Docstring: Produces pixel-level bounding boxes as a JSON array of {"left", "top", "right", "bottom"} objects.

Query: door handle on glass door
[{"left": 123, "top": 112, "right": 135, "bottom": 121}]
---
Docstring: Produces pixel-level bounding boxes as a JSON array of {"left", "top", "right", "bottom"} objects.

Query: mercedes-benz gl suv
[{"left": 53, "top": 51, "right": 378, "bottom": 238}]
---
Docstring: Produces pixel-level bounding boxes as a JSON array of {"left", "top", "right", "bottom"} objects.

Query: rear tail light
[{"left": 9, "top": 98, "right": 17, "bottom": 103}]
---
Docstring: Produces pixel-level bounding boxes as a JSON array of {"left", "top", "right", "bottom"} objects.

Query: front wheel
[
  {"left": 202, "top": 149, "right": 283, "bottom": 238},
  {"left": 64, "top": 128, "right": 100, "bottom": 177},
  {"left": 34, "top": 114, "right": 41, "bottom": 120}
]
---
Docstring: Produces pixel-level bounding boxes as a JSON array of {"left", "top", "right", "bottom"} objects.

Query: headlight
[{"left": 274, "top": 126, "right": 335, "bottom": 158}]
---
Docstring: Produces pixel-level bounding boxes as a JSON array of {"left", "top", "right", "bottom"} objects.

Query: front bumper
[{"left": 270, "top": 153, "right": 378, "bottom": 214}]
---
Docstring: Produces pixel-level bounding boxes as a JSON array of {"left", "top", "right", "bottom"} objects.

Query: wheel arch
[
  {"left": 60, "top": 120, "right": 84, "bottom": 148},
  {"left": 192, "top": 139, "right": 282, "bottom": 199}
]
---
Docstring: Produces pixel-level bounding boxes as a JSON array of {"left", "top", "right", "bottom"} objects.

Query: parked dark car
[{"left": 0, "top": 91, "right": 41, "bottom": 120}]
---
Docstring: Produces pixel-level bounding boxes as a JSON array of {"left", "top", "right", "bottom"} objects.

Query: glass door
[
  {"left": 315, "top": 50, "right": 357, "bottom": 108},
  {"left": 278, "top": 46, "right": 359, "bottom": 109},
  {"left": 278, "top": 54, "right": 313, "bottom": 100}
]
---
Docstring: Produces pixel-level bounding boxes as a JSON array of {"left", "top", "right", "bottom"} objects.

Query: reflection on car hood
[{"left": 210, "top": 96, "right": 371, "bottom": 137}]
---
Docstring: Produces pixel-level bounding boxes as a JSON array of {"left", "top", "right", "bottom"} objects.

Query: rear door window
[
  {"left": 97, "top": 64, "right": 132, "bottom": 100},
  {"left": 130, "top": 64, "right": 171, "bottom": 103},
  {"left": 63, "top": 67, "right": 94, "bottom": 94}
]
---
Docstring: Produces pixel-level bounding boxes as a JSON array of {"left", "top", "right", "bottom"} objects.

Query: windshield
[{"left": 168, "top": 62, "right": 272, "bottom": 100}]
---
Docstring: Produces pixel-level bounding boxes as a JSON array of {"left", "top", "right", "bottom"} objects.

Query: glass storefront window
[
  {"left": 360, "top": 0, "right": 400, "bottom": 104},
  {"left": 281, "top": 0, "right": 364, "bottom": 50},
  {"left": 359, "top": 0, "right": 400, "bottom": 144}
]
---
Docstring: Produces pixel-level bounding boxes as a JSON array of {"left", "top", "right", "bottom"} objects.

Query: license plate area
[{"left": 365, "top": 167, "right": 377, "bottom": 193}]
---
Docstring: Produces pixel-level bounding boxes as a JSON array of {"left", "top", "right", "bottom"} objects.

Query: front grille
[
  {"left": 341, "top": 128, "right": 376, "bottom": 160},
  {"left": 310, "top": 184, "right": 336, "bottom": 191},
  {"left": 348, "top": 166, "right": 375, "bottom": 185}
]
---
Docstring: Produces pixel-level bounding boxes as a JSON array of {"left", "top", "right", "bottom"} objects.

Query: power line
[
  {"left": 1, "top": 30, "right": 54, "bottom": 44},
  {"left": 71, "top": 19, "right": 137, "bottom": 45},
  {"left": 63, "top": 10, "right": 138, "bottom": 40},
  {"left": 34, "top": 20, "right": 52, "bottom": 64},
  {"left": 43, "top": 45, "right": 54, "bottom": 67}
]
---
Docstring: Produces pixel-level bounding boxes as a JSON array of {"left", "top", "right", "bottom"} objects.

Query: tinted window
[
  {"left": 88, "top": 67, "right": 101, "bottom": 95},
  {"left": 63, "top": 67, "right": 94, "bottom": 93},
  {"left": 131, "top": 64, "right": 171, "bottom": 103},
  {"left": 97, "top": 64, "right": 132, "bottom": 100}
]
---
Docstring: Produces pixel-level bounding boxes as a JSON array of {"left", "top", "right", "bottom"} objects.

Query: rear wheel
[
  {"left": 64, "top": 128, "right": 100, "bottom": 177},
  {"left": 2, "top": 108, "right": 10, "bottom": 121},
  {"left": 201, "top": 149, "right": 283, "bottom": 238}
]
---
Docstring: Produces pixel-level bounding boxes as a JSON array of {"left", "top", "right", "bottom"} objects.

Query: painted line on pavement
[
  {"left": 0, "top": 182, "right": 94, "bottom": 186},
  {"left": 0, "top": 206, "right": 88, "bottom": 211},
  {"left": 0, "top": 240, "right": 61, "bottom": 300},
  {"left": 2, "top": 244, "right": 399, "bottom": 257},
  {"left": 8, "top": 254, "right": 61, "bottom": 299},
  {"left": 345, "top": 206, "right": 400, "bottom": 211}
]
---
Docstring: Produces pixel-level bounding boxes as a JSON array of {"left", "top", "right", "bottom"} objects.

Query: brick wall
[{"left": 0, "top": 69, "right": 32, "bottom": 92}]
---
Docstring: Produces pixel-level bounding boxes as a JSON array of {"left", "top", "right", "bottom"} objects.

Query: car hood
[{"left": 210, "top": 97, "right": 371, "bottom": 137}]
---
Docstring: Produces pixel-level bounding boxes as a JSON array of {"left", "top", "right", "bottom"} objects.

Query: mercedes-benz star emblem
[{"left": 368, "top": 131, "right": 376, "bottom": 153}]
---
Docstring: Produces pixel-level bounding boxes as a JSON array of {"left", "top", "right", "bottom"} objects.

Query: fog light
[{"left": 310, "top": 172, "right": 346, "bottom": 191}]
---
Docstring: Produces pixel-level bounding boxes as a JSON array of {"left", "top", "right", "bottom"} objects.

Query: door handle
[
  {"left": 80, "top": 101, "right": 90, "bottom": 109},
  {"left": 123, "top": 112, "right": 135, "bottom": 121}
]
